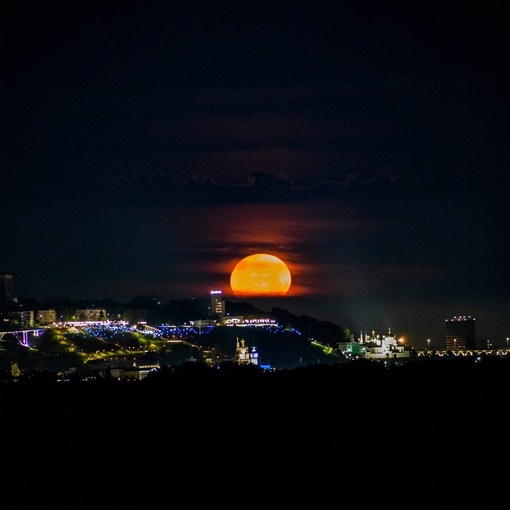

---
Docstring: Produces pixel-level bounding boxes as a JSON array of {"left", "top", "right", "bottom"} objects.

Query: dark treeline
[{"left": 1, "top": 356, "right": 510, "bottom": 506}]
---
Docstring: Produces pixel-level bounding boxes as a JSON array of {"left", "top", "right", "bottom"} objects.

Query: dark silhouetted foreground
[{"left": 1, "top": 357, "right": 509, "bottom": 507}]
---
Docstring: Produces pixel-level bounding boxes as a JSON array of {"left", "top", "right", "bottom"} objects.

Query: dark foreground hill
[{"left": 1, "top": 356, "right": 510, "bottom": 507}]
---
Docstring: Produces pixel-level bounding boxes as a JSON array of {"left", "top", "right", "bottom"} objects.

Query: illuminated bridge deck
[{"left": 416, "top": 348, "right": 510, "bottom": 357}]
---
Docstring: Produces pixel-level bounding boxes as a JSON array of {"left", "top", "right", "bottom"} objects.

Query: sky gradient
[{"left": 1, "top": 1, "right": 509, "bottom": 348}]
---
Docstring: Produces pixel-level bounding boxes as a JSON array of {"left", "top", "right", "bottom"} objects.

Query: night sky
[{"left": 1, "top": 1, "right": 509, "bottom": 348}]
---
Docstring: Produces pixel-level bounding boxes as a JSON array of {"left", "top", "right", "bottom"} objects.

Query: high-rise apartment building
[
  {"left": 445, "top": 316, "right": 476, "bottom": 350},
  {"left": 209, "top": 290, "right": 225, "bottom": 320},
  {"left": 0, "top": 274, "right": 14, "bottom": 309}
]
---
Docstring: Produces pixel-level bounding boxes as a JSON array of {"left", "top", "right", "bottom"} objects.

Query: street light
[
  {"left": 454, "top": 338, "right": 457, "bottom": 350},
  {"left": 427, "top": 338, "right": 430, "bottom": 350},
  {"left": 506, "top": 337, "right": 509, "bottom": 349}
]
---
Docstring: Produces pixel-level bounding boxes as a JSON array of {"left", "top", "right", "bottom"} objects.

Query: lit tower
[
  {"left": 209, "top": 290, "right": 225, "bottom": 321},
  {"left": 445, "top": 316, "right": 476, "bottom": 350}
]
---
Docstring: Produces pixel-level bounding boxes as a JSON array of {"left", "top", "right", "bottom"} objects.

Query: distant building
[
  {"left": 337, "top": 339, "right": 363, "bottom": 357},
  {"left": 209, "top": 290, "right": 225, "bottom": 320},
  {"left": 110, "top": 362, "right": 160, "bottom": 381},
  {"left": 75, "top": 309, "right": 107, "bottom": 321},
  {"left": 340, "top": 329, "right": 414, "bottom": 361},
  {"left": 249, "top": 346, "right": 259, "bottom": 365},
  {"left": 445, "top": 316, "right": 476, "bottom": 350},
  {"left": 37, "top": 309, "right": 57, "bottom": 325},
  {"left": 359, "top": 328, "right": 412, "bottom": 360},
  {"left": 189, "top": 318, "right": 216, "bottom": 331},
  {"left": 235, "top": 337, "right": 259, "bottom": 366},
  {"left": 0, "top": 274, "right": 13, "bottom": 309},
  {"left": 222, "top": 315, "right": 278, "bottom": 328},
  {"left": 8, "top": 310, "right": 34, "bottom": 328}
]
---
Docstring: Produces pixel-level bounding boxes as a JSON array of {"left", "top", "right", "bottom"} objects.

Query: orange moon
[{"left": 230, "top": 253, "right": 292, "bottom": 297}]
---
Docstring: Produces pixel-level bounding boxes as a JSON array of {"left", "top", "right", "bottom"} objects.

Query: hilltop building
[{"left": 209, "top": 290, "right": 225, "bottom": 321}]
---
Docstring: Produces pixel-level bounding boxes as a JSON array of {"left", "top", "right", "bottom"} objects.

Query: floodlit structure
[
  {"left": 235, "top": 337, "right": 259, "bottom": 365},
  {"left": 356, "top": 328, "right": 412, "bottom": 360}
]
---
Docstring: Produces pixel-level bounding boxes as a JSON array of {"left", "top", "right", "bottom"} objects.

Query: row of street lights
[{"left": 425, "top": 337, "right": 510, "bottom": 350}]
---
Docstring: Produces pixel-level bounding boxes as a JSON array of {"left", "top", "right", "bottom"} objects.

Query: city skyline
[
  {"left": 2, "top": 273, "right": 508, "bottom": 350},
  {"left": 2, "top": 2, "right": 509, "bottom": 349}
]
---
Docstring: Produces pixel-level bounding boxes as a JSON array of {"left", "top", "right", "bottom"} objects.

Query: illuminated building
[
  {"left": 249, "top": 346, "right": 259, "bottom": 365},
  {"left": 337, "top": 339, "right": 363, "bottom": 358},
  {"left": 223, "top": 316, "right": 278, "bottom": 327},
  {"left": 209, "top": 290, "right": 225, "bottom": 320},
  {"left": 8, "top": 310, "right": 34, "bottom": 328},
  {"left": 37, "top": 309, "right": 57, "bottom": 325},
  {"left": 235, "top": 337, "right": 259, "bottom": 365},
  {"left": 110, "top": 362, "right": 160, "bottom": 381},
  {"left": 358, "top": 328, "right": 412, "bottom": 360},
  {"left": 445, "top": 316, "right": 476, "bottom": 350}
]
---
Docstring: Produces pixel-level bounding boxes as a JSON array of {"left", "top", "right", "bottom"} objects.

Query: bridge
[
  {"left": 0, "top": 329, "right": 46, "bottom": 347},
  {"left": 416, "top": 348, "right": 510, "bottom": 357}
]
